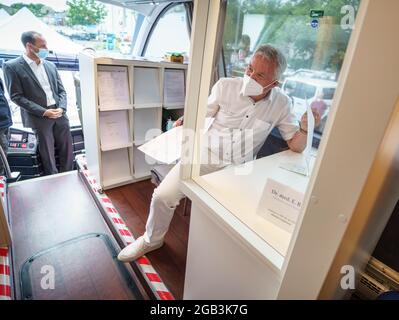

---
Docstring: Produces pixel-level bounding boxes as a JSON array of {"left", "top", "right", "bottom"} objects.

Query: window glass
[
  {"left": 303, "top": 84, "right": 317, "bottom": 100},
  {"left": 322, "top": 87, "right": 336, "bottom": 99},
  {"left": 145, "top": 4, "right": 190, "bottom": 59},
  {"left": 0, "top": 69, "right": 81, "bottom": 128},
  {"left": 223, "top": 0, "right": 361, "bottom": 134},
  {"left": 191, "top": 0, "right": 362, "bottom": 259},
  {"left": 0, "top": 1, "right": 143, "bottom": 56},
  {"left": 0, "top": 0, "right": 143, "bottom": 129}
]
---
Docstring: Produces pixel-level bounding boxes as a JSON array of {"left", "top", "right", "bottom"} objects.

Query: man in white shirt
[
  {"left": 4, "top": 31, "right": 73, "bottom": 175},
  {"left": 118, "top": 44, "right": 320, "bottom": 262}
]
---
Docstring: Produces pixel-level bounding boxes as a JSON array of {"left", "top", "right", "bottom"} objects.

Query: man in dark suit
[
  {"left": 0, "top": 78, "right": 13, "bottom": 175},
  {"left": 3, "top": 31, "right": 73, "bottom": 175}
]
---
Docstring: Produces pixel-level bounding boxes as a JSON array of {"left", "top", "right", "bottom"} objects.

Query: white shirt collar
[
  {"left": 23, "top": 53, "right": 41, "bottom": 66},
  {"left": 265, "top": 87, "right": 276, "bottom": 102}
]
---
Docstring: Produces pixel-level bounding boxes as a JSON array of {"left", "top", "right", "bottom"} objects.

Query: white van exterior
[{"left": 282, "top": 76, "right": 337, "bottom": 121}]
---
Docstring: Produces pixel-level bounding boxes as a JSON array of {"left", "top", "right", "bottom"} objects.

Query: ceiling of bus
[{"left": 98, "top": 0, "right": 191, "bottom": 16}]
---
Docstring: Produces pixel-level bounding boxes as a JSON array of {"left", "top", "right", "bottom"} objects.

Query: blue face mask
[{"left": 34, "top": 47, "right": 49, "bottom": 59}]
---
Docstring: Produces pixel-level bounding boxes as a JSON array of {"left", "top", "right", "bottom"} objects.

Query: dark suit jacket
[
  {"left": 3, "top": 56, "right": 67, "bottom": 128},
  {"left": 0, "top": 78, "right": 12, "bottom": 129}
]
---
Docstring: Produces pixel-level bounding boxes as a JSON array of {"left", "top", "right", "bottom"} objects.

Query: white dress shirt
[
  {"left": 204, "top": 77, "right": 298, "bottom": 166},
  {"left": 23, "top": 54, "right": 56, "bottom": 107}
]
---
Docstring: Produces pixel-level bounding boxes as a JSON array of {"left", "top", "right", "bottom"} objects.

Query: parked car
[
  {"left": 289, "top": 68, "right": 336, "bottom": 81},
  {"left": 282, "top": 76, "right": 337, "bottom": 122},
  {"left": 70, "top": 32, "right": 92, "bottom": 41},
  {"left": 119, "top": 41, "right": 132, "bottom": 55}
]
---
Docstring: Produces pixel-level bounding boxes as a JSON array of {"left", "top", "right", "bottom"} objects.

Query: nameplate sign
[{"left": 257, "top": 179, "right": 304, "bottom": 233}]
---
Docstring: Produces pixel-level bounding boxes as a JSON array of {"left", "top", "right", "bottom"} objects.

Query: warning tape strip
[
  {"left": 0, "top": 176, "right": 11, "bottom": 300},
  {"left": 75, "top": 155, "right": 174, "bottom": 300}
]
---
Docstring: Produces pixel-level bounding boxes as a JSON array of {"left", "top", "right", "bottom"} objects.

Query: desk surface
[{"left": 197, "top": 150, "right": 316, "bottom": 257}]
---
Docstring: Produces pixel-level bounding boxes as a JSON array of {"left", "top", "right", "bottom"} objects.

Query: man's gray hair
[{"left": 254, "top": 44, "right": 287, "bottom": 80}]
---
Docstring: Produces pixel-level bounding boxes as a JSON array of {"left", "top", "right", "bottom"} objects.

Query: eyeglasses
[{"left": 245, "top": 65, "right": 267, "bottom": 81}]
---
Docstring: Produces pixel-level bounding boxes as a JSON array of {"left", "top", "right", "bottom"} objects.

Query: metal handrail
[{"left": 0, "top": 143, "right": 20, "bottom": 183}]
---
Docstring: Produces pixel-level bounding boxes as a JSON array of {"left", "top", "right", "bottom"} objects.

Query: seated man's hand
[
  {"left": 300, "top": 109, "right": 321, "bottom": 131},
  {"left": 173, "top": 117, "right": 184, "bottom": 127}
]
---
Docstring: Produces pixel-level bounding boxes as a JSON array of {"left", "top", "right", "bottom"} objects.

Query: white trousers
[{"left": 143, "top": 161, "right": 222, "bottom": 244}]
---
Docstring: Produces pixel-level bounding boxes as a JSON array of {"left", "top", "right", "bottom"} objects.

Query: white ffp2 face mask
[{"left": 241, "top": 74, "right": 276, "bottom": 97}]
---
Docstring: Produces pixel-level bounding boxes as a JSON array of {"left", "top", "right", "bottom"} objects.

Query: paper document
[
  {"left": 304, "top": 99, "right": 315, "bottom": 162},
  {"left": 256, "top": 178, "right": 304, "bottom": 233},
  {"left": 98, "top": 65, "right": 130, "bottom": 109},
  {"left": 99, "top": 111, "right": 130, "bottom": 148},
  {"left": 138, "top": 117, "right": 214, "bottom": 164},
  {"left": 164, "top": 69, "right": 185, "bottom": 106},
  {"left": 280, "top": 99, "right": 315, "bottom": 176},
  {"left": 134, "top": 67, "right": 161, "bottom": 104}
]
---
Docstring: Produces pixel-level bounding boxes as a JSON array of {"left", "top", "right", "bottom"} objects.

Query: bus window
[
  {"left": 322, "top": 87, "right": 336, "bottom": 100},
  {"left": 303, "top": 83, "right": 317, "bottom": 100},
  {"left": 0, "top": 0, "right": 147, "bottom": 127},
  {"left": 222, "top": 0, "right": 361, "bottom": 135},
  {"left": 0, "top": 68, "right": 81, "bottom": 128},
  {"left": 144, "top": 3, "right": 190, "bottom": 59}
]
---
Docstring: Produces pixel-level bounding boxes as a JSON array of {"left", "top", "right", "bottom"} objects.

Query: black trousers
[
  {"left": 32, "top": 115, "right": 74, "bottom": 175},
  {"left": 0, "top": 127, "right": 9, "bottom": 175}
]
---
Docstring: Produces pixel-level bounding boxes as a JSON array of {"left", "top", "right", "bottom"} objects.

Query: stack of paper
[
  {"left": 138, "top": 118, "right": 214, "bottom": 164},
  {"left": 97, "top": 65, "right": 130, "bottom": 109},
  {"left": 280, "top": 100, "right": 315, "bottom": 176}
]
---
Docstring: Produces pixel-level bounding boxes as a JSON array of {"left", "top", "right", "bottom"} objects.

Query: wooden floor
[{"left": 106, "top": 179, "right": 191, "bottom": 300}]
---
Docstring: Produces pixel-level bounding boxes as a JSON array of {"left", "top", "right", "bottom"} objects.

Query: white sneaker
[{"left": 117, "top": 236, "right": 164, "bottom": 262}]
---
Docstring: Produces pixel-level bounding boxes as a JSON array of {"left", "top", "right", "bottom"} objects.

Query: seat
[{"left": 256, "top": 127, "right": 289, "bottom": 159}]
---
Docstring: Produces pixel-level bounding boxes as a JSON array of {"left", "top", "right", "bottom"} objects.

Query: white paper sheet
[
  {"left": 256, "top": 178, "right": 304, "bottom": 233},
  {"left": 138, "top": 125, "right": 182, "bottom": 164},
  {"left": 280, "top": 99, "right": 315, "bottom": 176},
  {"left": 304, "top": 98, "right": 315, "bottom": 172},
  {"left": 164, "top": 69, "right": 185, "bottom": 106},
  {"left": 99, "top": 111, "right": 130, "bottom": 149},
  {"left": 133, "top": 67, "right": 161, "bottom": 105},
  {"left": 138, "top": 117, "right": 214, "bottom": 164},
  {"left": 98, "top": 65, "right": 130, "bottom": 109}
]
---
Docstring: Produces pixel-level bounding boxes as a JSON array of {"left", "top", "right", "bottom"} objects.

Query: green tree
[
  {"left": 66, "top": 0, "right": 107, "bottom": 26},
  {"left": 0, "top": 4, "right": 11, "bottom": 14},
  {"left": 9, "top": 3, "right": 54, "bottom": 17},
  {"left": 224, "top": 0, "right": 361, "bottom": 76}
]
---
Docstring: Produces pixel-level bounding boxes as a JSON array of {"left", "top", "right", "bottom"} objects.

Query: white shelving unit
[
  {"left": 133, "top": 66, "right": 162, "bottom": 109},
  {"left": 133, "top": 146, "right": 155, "bottom": 180},
  {"left": 79, "top": 52, "right": 187, "bottom": 190},
  {"left": 133, "top": 107, "right": 162, "bottom": 145}
]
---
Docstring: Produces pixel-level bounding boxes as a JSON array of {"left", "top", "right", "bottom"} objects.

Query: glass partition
[
  {"left": 223, "top": 0, "right": 360, "bottom": 135},
  {"left": 187, "top": 0, "right": 361, "bottom": 259}
]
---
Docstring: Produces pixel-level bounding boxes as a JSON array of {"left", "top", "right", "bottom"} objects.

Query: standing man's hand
[
  {"left": 54, "top": 108, "right": 64, "bottom": 117},
  {"left": 43, "top": 108, "right": 63, "bottom": 119}
]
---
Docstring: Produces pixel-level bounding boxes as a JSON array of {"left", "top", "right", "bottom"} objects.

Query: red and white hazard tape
[
  {"left": 0, "top": 247, "right": 11, "bottom": 300},
  {"left": 75, "top": 155, "right": 174, "bottom": 300},
  {"left": 0, "top": 176, "right": 11, "bottom": 300}
]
